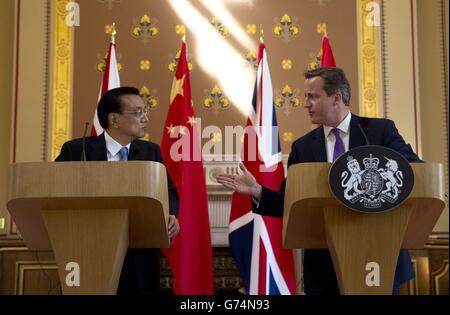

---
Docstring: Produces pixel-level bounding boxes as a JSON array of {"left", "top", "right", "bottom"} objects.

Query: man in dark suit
[
  {"left": 55, "top": 86, "right": 180, "bottom": 295},
  {"left": 217, "top": 67, "right": 418, "bottom": 295}
]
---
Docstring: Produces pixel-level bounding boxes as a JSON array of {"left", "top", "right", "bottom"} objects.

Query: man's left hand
[{"left": 168, "top": 215, "right": 180, "bottom": 239}]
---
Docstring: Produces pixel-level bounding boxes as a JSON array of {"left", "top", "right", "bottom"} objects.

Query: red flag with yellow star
[
  {"left": 320, "top": 35, "right": 336, "bottom": 67},
  {"left": 161, "top": 41, "right": 214, "bottom": 294}
]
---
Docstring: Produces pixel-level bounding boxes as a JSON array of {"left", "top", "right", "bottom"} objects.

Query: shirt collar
[
  {"left": 104, "top": 131, "right": 131, "bottom": 157},
  {"left": 323, "top": 112, "right": 352, "bottom": 138}
]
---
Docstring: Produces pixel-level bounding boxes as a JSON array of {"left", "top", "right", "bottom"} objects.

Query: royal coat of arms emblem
[{"left": 329, "top": 146, "right": 414, "bottom": 213}]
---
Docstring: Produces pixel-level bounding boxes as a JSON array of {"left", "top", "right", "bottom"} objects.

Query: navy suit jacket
[
  {"left": 254, "top": 114, "right": 420, "bottom": 294},
  {"left": 55, "top": 133, "right": 179, "bottom": 215}
]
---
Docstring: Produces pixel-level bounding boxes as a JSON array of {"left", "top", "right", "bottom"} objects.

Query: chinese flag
[
  {"left": 320, "top": 35, "right": 336, "bottom": 67},
  {"left": 161, "top": 41, "right": 214, "bottom": 295}
]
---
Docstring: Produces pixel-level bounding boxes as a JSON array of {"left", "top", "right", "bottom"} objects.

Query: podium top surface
[
  {"left": 283, "top": 163, "right": 446, "bottom": 249},
  {"left": 7, "top": 161, "right": 170, "bottom": 250}
]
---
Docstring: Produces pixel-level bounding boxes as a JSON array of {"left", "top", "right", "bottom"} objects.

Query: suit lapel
[
  {"left": 87, "top": 133, "right": 108, "bottom": 161},
  {"left": 312, "top": 126, "right": 328, "bottom": 162},
  {"left": 128, "top": 141, "right": 142, "bottom": 161},
  {"left": 349, "top": 114, "right": 367, "bottom": 149}
]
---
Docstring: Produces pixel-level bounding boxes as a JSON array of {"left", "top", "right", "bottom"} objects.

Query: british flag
[{"left": 228, "top": 42, "right": 297, "bottom": 295}]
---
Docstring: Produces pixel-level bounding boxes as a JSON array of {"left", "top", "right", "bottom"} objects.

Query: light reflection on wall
[
  {"left": 198, "top": 0, "right": 255, "bottom": 50},
  {"left": 168, "top": 0, "right": 256, "bottom": 117}
]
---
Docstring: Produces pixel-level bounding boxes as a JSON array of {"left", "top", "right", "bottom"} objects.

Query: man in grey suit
[
  {"left": 218, "top": 67, "right": 418, "bottom": 294},
  {"left": 56, "top": 87, "right": 180, "bottom": 295}
]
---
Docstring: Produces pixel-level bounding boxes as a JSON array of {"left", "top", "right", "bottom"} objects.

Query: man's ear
[
  {"left": 109, "top": 113, "right": 118, "bottom": 128},
  {"left": 334, "top": 91, "right": 343, "bottom": 105}
]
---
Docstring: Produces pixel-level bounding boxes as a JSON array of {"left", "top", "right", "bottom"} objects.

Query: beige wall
[
  {"left": 0, "top": 0, "right": 15, "bottom": 235},
  {"left": 381, "top": 0, "right": 448, "bottom": 232},
  {"left": 1, "top": 0, "right": 50, "bottom": 235},
  {"left": 70, "top": 0, "right": 359, "bottom": 155},
  {"left": 14, "top": 0, "right": 50, "bottom": 163},
  {"left": 416, "top": 0, "right": 449, "bottom": 232},
  {"left": 382, "top": 0, "right": 421, "bottom": 155}
]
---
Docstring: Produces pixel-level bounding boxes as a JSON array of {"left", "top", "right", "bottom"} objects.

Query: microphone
[
  {"left": 81, "top": 122, "right": 89, "bottom": 161},
  {"left": 358, "top": 123, "right": 370, "bottom": 146}
]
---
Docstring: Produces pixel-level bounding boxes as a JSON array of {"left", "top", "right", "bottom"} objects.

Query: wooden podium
[
  {"left": 283, "top": 163, "right": 446, "bottom": 295},
  {"left": 6, "top": 161, "right": 170, "bottom": 295}
]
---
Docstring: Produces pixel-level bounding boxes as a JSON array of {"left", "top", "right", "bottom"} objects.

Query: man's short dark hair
[
  {"left": 97, "top": 87, "right": 140, "bottom": 129},
  {"left": 304, "top": 67, "right": 351, "bottom": 106}
]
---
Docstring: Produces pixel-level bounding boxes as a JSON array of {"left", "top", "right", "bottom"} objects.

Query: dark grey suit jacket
[{"left": 254, "top": 114, "right": 420, "bottom": 294}]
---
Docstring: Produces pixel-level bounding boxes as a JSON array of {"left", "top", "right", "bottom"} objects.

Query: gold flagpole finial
[
  {"left": 182, "top": 31, "right": 186, "bottom": 43},
  {"left": 318, "top": 23, "right": 328, "bottom": 37},
  {"left": 111, "top": 22, "right": 117, "bottom": 44},
  {"left": 260, "top": 24, "right": 264, "bottom": 43}
]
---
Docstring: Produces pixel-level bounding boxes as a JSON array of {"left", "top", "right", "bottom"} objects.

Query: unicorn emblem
[{"left": 378, "top": 157, "right": 403, "bottom": 199}]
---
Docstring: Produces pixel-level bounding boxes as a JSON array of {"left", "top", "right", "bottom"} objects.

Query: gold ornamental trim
[
  {"left": 407, "top": 259, "right": 419, "bottom": 295},
  {"left": 358, "top": 0, "right": 381, "bottom": 118},
  {"left": 51, "top": 0, "right": 73, "bottom": 161},
  {"left": 432, "top": 260, "right": 449, "bottom": 295},
  {"left": 14, "top": 261, "right": 58, "bottom": 295},
  {"left": 0, "top": 246, "right": 28, "bottom": 252}
]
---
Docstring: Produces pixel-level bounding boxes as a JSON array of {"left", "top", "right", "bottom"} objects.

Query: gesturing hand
[{"left": 216, "top": 163, "right": 262, "bottom": 199}]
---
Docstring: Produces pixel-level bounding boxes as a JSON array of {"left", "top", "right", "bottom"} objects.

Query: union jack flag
[{"left": 228, "top": 42, "right": 297, "bottom": 295}]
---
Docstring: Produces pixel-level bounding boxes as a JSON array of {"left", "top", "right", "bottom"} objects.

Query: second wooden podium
[
  {"left": 283, "top": 163, "right": 445, "bottom": 295},
  {"left": 7, "top": 161, "right": 170, "bottom": 295}
]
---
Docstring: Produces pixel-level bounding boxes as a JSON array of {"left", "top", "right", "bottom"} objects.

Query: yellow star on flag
[
  {"left": 187, "top": 116, "right": 196, "bottom": 126},
  {"left": 166, "top": 124, "right": 176, "bottom": 135},
  {"left": 170, "top": 75, "right": 186, "bottom": 104}
]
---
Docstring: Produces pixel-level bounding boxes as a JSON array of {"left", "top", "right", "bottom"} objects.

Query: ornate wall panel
[
  {"left": 380, "top": 0, "right": 420, "bottom": 154},
  {"left": 415, "top": 0, "right": 449, "bottom": 232},
  {"left": 399, "top": 238, "right": 449, "bottom": 295},
  {"left": 357, "top": 0, "right": 382, "bottom": 118},
  {"left": 1, "top": 238, "right": 447, "bottom": 295},
  {"left": 14, "top": 0, "right": 50, "bottom": 163},
  {"left": 4, "top": 0, "right": 52, "bottom": 235},
  {"left": 0, "top": 241, "right": 59, "bottom": 295},
  {"left": 68, "top": 0, "right": 359, "bottom": 156},
  {"left": 49, "top": 0, "right": 74, "bottom": 161},
  {"left": 0, "top": 0, "right": 15, "bottom": 236},
  {"left": 14, "top": 261, "right": 59, "bottom": 295}
]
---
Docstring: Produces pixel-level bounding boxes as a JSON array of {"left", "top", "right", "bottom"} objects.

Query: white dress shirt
[
  {"left": 254, "top": 112, "right": 352, "bottom": 205},
  {"left": 104, "top": 131, "right": 131, "bottom": 161},
  {"left": 323, "top": 112, "right": 352, "bottom": 162}
]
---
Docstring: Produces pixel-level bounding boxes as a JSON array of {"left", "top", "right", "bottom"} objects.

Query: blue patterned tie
[
  {"left": 331, "top": 128, "right": 345, "bottom": 162},
  {"left": 118, "top": 147, "right": 128, "bottom": 161}
]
